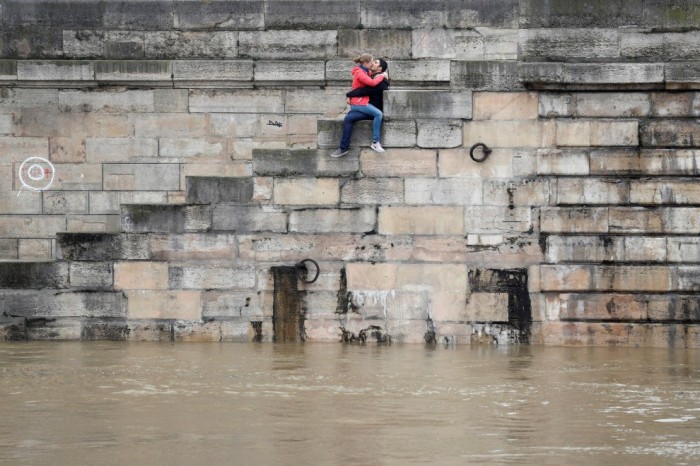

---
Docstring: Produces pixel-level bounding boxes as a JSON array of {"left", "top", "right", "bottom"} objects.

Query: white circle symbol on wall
[{"left": 19, "top": 157, "right": 55, "bottom": 191}]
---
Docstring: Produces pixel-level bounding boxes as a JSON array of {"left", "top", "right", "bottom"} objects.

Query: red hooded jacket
[{"left": 348, "top": 65, "right": 385, "bottom": 106}]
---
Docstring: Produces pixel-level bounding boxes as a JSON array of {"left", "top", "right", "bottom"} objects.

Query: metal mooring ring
[
  {"left": 296, "top": 258, "right": 320, "bottom": 284},
  {"left": 469, "top": 142, "right": 492, "bottom": 163}
]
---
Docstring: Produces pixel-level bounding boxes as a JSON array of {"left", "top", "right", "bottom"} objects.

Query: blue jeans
[
  {"left": 350, "top": 104, "right": 383, "bottom": 143},
  {"left": 339, "top": 110, "right": 372, "bottom": 151}
]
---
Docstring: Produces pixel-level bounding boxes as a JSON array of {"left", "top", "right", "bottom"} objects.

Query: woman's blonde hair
[{"left": 353, "top": 53, "right": 373, "bottom": 64}]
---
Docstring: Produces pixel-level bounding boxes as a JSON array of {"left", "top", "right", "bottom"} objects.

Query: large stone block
[
  {"left": 69, "top": 262, "right": 113, "bottom": 288},
  {"left": 464, "top": 206, "right": 532, "bottom": 234},
  {"left": 346, "top": 263, "right": 397, "bottom": 290},
  {"left": 539, "top": 265, "right": 592, "bottom": 291},
  {"left": 212, "top": 205, "right": 287, "bottom": 232},
  {"left": 273, "top": 178, "right": 339, "bottom": 205},
  {"left": 539, "top": 92, "right": 651, "bottom": 118},
  {"left": 254, "top": 61, "right": 325, "bottom": 84},
  {"left": 651, "top": 92, "right": 698, "bottom": 118},
  {"left": 540, "top": 207, "right": 609, "bottom": 233},
  {"left": 519, "top": 28, "right": 620, "bottom": 61},
  {"left": 0, "top": 137, "right": 49, "bottom": 163},
  {"left": 3, "top": 1, "right": 103, "bottom": 28},
  {"left": 640, "top": 120, "right": 700, "bottom": 147},
  {"left": 89, "top": 192, "right": 167, "bottom": 215},
  {"left": 412, "top": 28, "right": 484, "bottom": 60},
  {"left": 384, "top": 90, "right": 472, "bottom": 120},
  {"left": 483, "top": 179, "right": 550, "bottom": 206},
  {"left": 186, "top": 177, "right": 253, "bottom": 204},
  {"left": 473, "top": 92, "right": 538, "bottom": 120},
  {"left": 103, "top": 1, "right": 173, "bottom": 30},
  {"left": 154, "top": 89, "right": 189, "bottom": 112},
  {"left": 172, "top": 60, "right": 252, "bottom": 83},
  {"left": 464, "top": 120, "right": 555, "bottom": 148},
  {"left": 18, "top": 239, "right": 53, "bottom": 261},
  {"left": 519, "top": 62, "right": 664, "bottom": 87},
  {"left": 1, "top": 290, "right": 126, "bottom": 319},
  {"left": 0, "top": 191, "right": 42, "bottom": 214},
  {"left": 146, "top": 31, "right": 238, "bottom": 59},
  {"left": 592, "top": 265, "right": 672, "bottom": 292},
  {"left": 42, "top": 191, "right": 89, "bottom": 215},
  {"left": 405, "top": 178, "right": 482, "bottom": 205},
  {"left": 665, "top": 62, "right": 700, "bottom": 90},
  {"left": 519, "top": 0, "right": 644, "bottom": 27},
  {"left": 173, "top": 0, "right": 264, "bottom": 30},
  {"left": 340, "top": 178, "right": 404, "bottom": 205},
  {"left": 668, "top": 237, "right": 700, "bottom": 263},
  {"left": 114, "top": 262, "right": 169, "bottom": 290},
  {"left": 202, "top": 290, "right": 262, "bottom": 319},
  {"left": 85, "top": 138, "right": 158, "bottom": 163},
  {"left": 149, "top": 233, "right": 236, "bottom": 261},
  {"left": 556, "top": 177, "right": 629, "bottom": 205},
  {"left": 621, "top": 31, "right": 700, "bottom": 61},
  {"left": 103, "top": 163, "right": 180, "bottom": 191},
  {"left": 556, "top": 120, "right": 638, "bottom": 147},
  {"left": 545, "top": 235, "right": 618, "bottom": 264},
  {"left": 252, "top": 148, "right": 359, "bottom": 177},
  {"left": 1, "top": 27, "right": 63, "bottom": 59},
  {"left": 417, "top": 120, "right": 463, "bottom": 148},
  {"left": 266, "top": 0, "right": 360, "bottom": 29},
  {"left": 360, "top": 148, "right": 437, "bottom": 177},
  {"left": 0, "top": 239, "right": 18, "bottom": 260},
  {"left": 378, "top": 206, "right": 464, "bottom": 235},
  {"left": 239, "top": 31, "right": 336, "bottom": 59},
  {"left": 121, "top": 205, "right": 211, "bottom": 233},
  {"left": 169, "top": 265, "right": 256, "bottom": 290},
  {"left": 289, "top": 207, "right": 376, "bottom": 233},
  {"left": 94, "top": 60, "right": 172, "bottom": 83},
  {"left": 388, "top": 60, "right": 451, "bottom": 85},
  {"left": 609, "top": 207, "right": 700, "bottom": 234},
  {"left": 57, "top": 233, "right": 149, "bottom": 261},
  {"left": 537, "top": 148, "right": 590, "bottom": 175},
  {"left": 127, "top": 290, "right": 201, "bottom": 320},
  {"left": 14, "top": 110, "right": 128, "bottom": 138},
  {"left": 361, "top": 0, "right": 519, "bottom": 28},
  {"left": 451, "top": 60, "right": 521, "bottom": 90},
  {"left": 0, "top": 262, "right": 68, "bottom": 289},
  {"left": 0, "top": 215, "right": 66, "bottom": 238},
  {"left": 189, "top": 89, "right": 284, "bottom": 113},
  {"left": 338, "top": 29, "right": 411, "bottom": 59},
  {"left": 133, "top": 113, "right": 207, "bottom": 137},
  {"left": 0, "top": 88, "right": 58, "bottom": 110},
  {"left": 630, "top": 180, "right": 700, "bottom": 205}
]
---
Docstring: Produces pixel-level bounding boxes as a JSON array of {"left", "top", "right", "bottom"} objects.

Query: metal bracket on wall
[
  {"left": 469, "top": 142, "right": 492, "bottom": 162},
  {"left": 296, "top": 259, "right": 320, "bottom": 284}
]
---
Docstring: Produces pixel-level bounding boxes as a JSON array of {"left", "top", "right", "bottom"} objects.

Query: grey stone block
[
  {"left": 254, "top": 61, "right": 325, "bottom": 84},
  {"left": 519, "top": 28, "right": 620, "bottom": 61},
  {"left": 341, "top": 178, "right": 404, "bottom": 205},
  {"left": 103, "top": 163, "right": 180, "bottom": 191},
  {"left": 0, "top": 60, "right": 18, "bottom": 80},
  {"left": 59, "top": 89, "right": 155, "bottom": 113},
  {"left": 338, "top": 29, "right": 412, "bottom": 59},
  {"left": 3, "top": 1, "right": 103, "bottom": 28},
  {"left": 0, "top": 315, "right": 26, "bottom": 341},
  {"left": 202, "top": 291, "right": 262, "bottom": 318},
  {"left": 154, "top": 89, "right": 189, "bottom": 112},
  {"left": 0, "top": 88, "right": 58, "bottom": 109},
  {"left": 189, "top": 89, "right": 284, "bottom": 113},
  {"left": 1, "top": 26, "right": 63, "bottom": 59},
  {"left": 451, "top": 60, "right": 522, "bottom": 90},
  {"left": 121, "top": 204, "right": 212, "bottom": 233},
  {"left": 265, "top": 0, "right": 361, "bottom": 29},
  {"left": 239, "top": 30, "right": 336, "bottom": 59},
  {"left": 62, "top": 30, "right": 104, "bottom": 59},
  {"left": 539, "top": 92, "right": 651, "bottom": 118},
  {"left": 641, "top": 0, "right": 700, "bottom": 28},
  {"left": 317, "top": 119, "right": 416, "bottom": 149},
  {"left": 325, "top": 59, "right": 355, "bottom": 81},
  {"left": 169, "top": 264, "right": 256, "bottom": 290},
  {"left": 43, "top": 191, "right": 89, "bottom": 215},
  {"left": 0, "top": 191, "right": 42, "bottom": 215},
  {"left": 186, "top": 177, "right": 254, "bottom": 204},
  {"left": 69, "top": 262, "right": 113, "bottom": 289},
  {"left": 104, "top": 1, "right": 174, "bottom": 30},
  {"left": 212, "top": 205, "right": 287, "bottom": 232},
  {"left": 0, "top": 262, "right": 69, "bottom": 289},
  {"left": 104, "top": 31, "right": 146, "bottom": 59},
  {"left": 252, "top": 148, "right": 360, "bottom": 177},
  {"left": 81, "top": 320, "right": 130, "bottom": 341},
  {"left": 145, "top": 31, "right": 238, "bottom": 59},
  {"left": 640, "top": 120, "right": 700, "bottom": 147},
  {"left": 26, "top": 317, "right": 82, "bottom": 340},
  {"left": 57, "top": 233, "right": 150, "bottom": 261},
  {"left": 17, "top": 61, "right": 94, "bottom": 81},
  {"left": 384, "top": 90, "right": 472, "bottom": 119},
  {"left": 621, "top": 31, "right": 700, "bottom": 61},
  {"left": 416, "top": 120, "right": 463, "bottom": 148},
  {"left": 0, "top": 239, "right": 18, "bottom": 260},
  {"left": 289, "top": 207, "right": 376, "bottom": 233},
  {"left": 0, "top": 290, "right": 127, "bottom": 318},
  {"left": 390, "top": 60, "right": 451, "bottom": 85},
  {"left": 361, "top": 0, "right": 519, "bottom": 28},
  {"left": 173, "top": 0, "right": 264, "bottom": 30},
  {"left": 666, "top": 62, "right": 700, "bottom": 90},
  {"left": 94, "top": 60, "right": 172, "bottom": 82},
  {"left": 519, "top": 62, "right": 664, "bottom": 88},
  {"left": 519, "top": 0, "right": 644, "bottom": 27},
  {"left": 173, "top": 60, "right": 252, "bottom": 82}
]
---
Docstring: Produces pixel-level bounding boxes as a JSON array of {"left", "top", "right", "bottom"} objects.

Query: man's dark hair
[{"left": 378, "top": 58, "right": 388, "bottom": 73}]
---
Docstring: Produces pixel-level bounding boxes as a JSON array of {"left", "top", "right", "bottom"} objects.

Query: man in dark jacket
[{"left": 330, "top": 58, "right": 389, "bottom": 157}]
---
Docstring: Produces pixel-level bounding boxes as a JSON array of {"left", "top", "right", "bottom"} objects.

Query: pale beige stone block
[
  {"left": 483, "top": 179, "right": 550, "bottom": 206},
  {"left": 464, "top": 206, "right": 532, "bottom": 233},
  {"left": 360, "top": 148, "right": 437, "bottom": 177},
  {"left": 253, "top": 177, "right": 273, "bottom": 201},
  {"left": 149, "top": 233, "right": 237, "bottom": 261},
  {"left": 180, "top": 163, "right": 251, "bottom": 188},
  {"left": 397, "top": 263, "right": 467, "bottom": 293},
  {"left": 555, "top": 120, "right": 590, "bottom": 146},
  {"left": 473, "top": 92, "right": 538, "bottom": 120},
  {"left": 66, "top": 214, "right": 119, "bottom": 233},
  {"left": 85, "top": 138, "right": 158, "bottom": 163},
  {"left": 18, "top": 239, "right": 53, "bottom": 260},
  {"left": 540, "top": 207, "right": 609, "bottom": 233},
  {"left": 0, "top": 191, "right": 42, "bottom": 214},
  {"left": 556, "top": 178, "right": 629, "bottom": 205},
  {"left": 590, "top": 120, "right": 638, "bottom": 146},
  {"left": 624, "top": 237, "right": 667, "bottom": 262},
  {"left": 536, "top": 148, "right": 589, "bottom": 175},
  {"left": 630, "top": 181, "right": 700, "bottom": 204},
  {"left": 540, "top": 265, "right": 592, "bottom": 291},
  {"left": 0, "top": 215, "right": 66, "bottom": 238},
  {"left": 405, "top": 178, "right": 482, "bottom": 205},
  {"left": 273, "top": 178, "right": 339, "bottom": 205},
  {"left": 0, "top": 137, "right": 49, "bottom": 163},
  {"left": 465, "top": 292, "right": 509, "bottom": 322},
  {"left": 49, "top": 137, "right": 86, "bottom": 163},
  {"left": 430, "top": 291, "right": 470, "bottom": 322},
  {"left": 464, "top": 120, "right": 555, "bottom": 148},
  {"left": 128, "top": 290, "right": 201, "bottom": 320},
  {"left": 438, "top": 147, "right": 516, "bottom": 178},
  {"left": 346, "top": 263, "right": 397, "bottom": 291},
  {"left": 378, "top": 206, "right": 464, "bottom": 235},
  {"left": 114, "top": 262, "right": 169, "bottom": 290},
  {"left": 592, "top": 266, "right": 671, "bottom": 292},
  {"left": 667, "top": 237, "right": 700, "bottom": 262},
  {"left": 159, "top": 137, "right": 227, "bottom": 158},
  {"left": 132, "top": 113, "right": 208, "bottom": 137},
  {"left": 15, "top": 111, "right": 129, "bottom": 138}
]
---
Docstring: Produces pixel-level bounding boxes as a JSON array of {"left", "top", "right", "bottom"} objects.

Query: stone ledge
[{"left": 519, "top": 62, "right": 665, "bottom": 89}]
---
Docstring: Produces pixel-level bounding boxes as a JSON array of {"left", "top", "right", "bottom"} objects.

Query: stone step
[
  {"left": 252, "top": 148, "right": 359, "bottom": 177},
  {"left": 185, "top": 176, "right": 254, "bottom": 205},
  {"left": 120, "top": 204, "right": 211, "bottom": 233}
]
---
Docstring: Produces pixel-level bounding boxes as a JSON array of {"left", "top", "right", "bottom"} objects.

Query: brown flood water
[{"left": 0, "top": 342, "right": 698, "bottom": 465}]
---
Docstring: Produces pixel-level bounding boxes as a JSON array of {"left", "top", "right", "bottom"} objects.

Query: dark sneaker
[{"left": 330, "top": 148, "right": 349, "bottom": 158}]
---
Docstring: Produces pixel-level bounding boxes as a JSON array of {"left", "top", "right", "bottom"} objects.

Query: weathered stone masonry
[{"left": 1, "top": 1, "right": 700, "bottom": 346}]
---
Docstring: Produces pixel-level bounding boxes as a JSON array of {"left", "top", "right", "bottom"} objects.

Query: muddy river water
[{"left": 0, "top": 342, "right": 698, "bottom": 465}]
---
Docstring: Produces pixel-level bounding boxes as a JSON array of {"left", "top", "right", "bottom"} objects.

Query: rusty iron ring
[
  {"left": 469, "top": 142, "right": 492, "bottom": 163},
  {"left": 296, "top": 258, "right": 320, "bottom": 284}
]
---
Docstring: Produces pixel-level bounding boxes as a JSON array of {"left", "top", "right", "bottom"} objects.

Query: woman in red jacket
[{"left": 348, "top": 53, "right": 388, "bottom": 153}]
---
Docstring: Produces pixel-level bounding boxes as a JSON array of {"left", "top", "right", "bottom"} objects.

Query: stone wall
[{"left": 1, "top": 0, "right": 700, "bottom": 346}]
